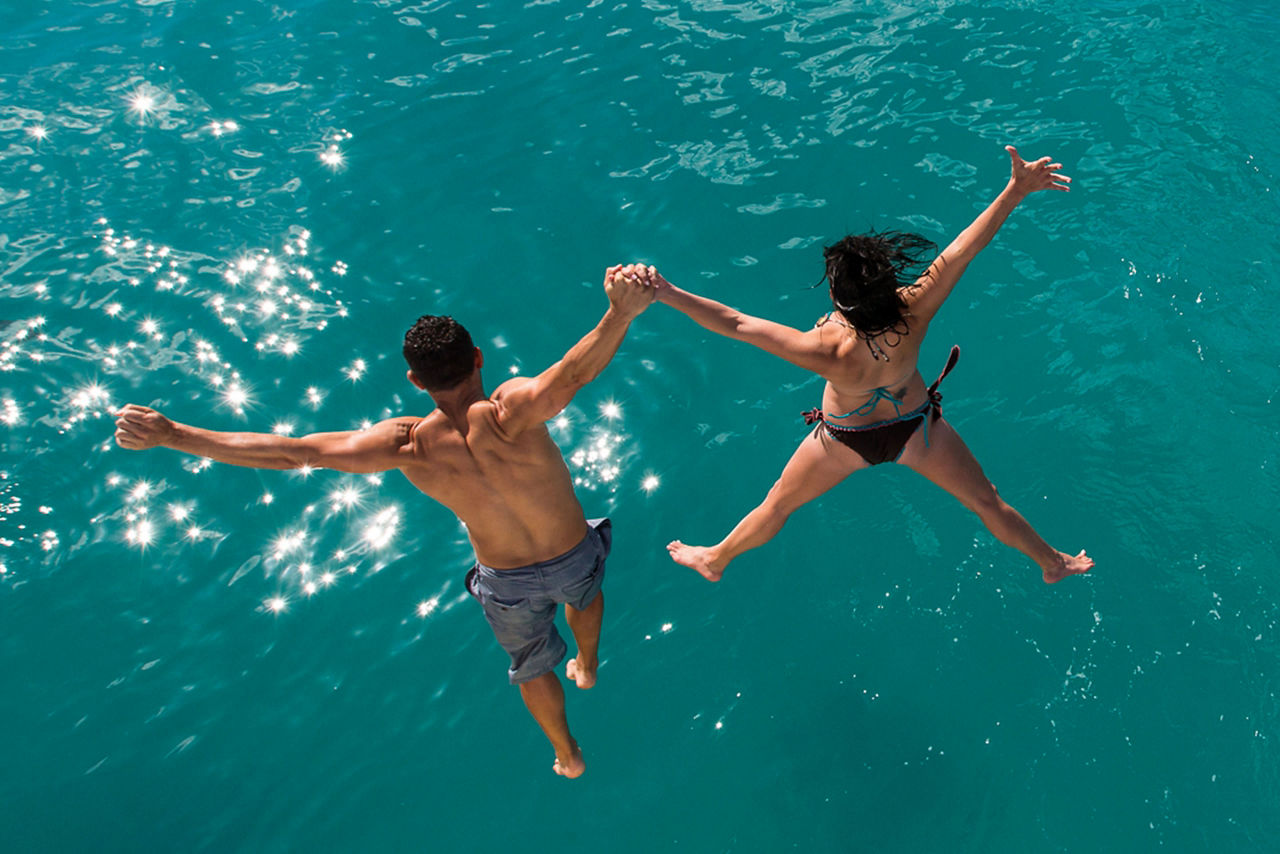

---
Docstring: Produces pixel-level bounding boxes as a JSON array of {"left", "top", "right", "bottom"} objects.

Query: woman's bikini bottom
[{"left": 801, "top": 345, "right": 960, "bottom": 467}]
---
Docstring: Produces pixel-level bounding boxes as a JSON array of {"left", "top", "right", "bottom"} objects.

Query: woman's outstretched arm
[
  {"left": 907, "top": 145, "right": 1071, "bottom": 324},
  {"left": 651, "top": 269, "right": 835, "bottom": 376}
]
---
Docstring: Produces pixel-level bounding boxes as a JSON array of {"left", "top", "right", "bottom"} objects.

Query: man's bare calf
[{"left": 564, "top": 592, "right": 603, "bottom": 690}]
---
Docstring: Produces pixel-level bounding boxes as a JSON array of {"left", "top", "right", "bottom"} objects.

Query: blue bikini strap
[
  {"left": 801, "top": 345, "right": 961, "bottom": 448},
  {"left": 826, "top": 386, "right": 903, "bottom": 420}
]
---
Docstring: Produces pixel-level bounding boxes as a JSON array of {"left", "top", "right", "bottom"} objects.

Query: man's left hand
[{"left": 114, "top": 404, "right": 176, "bottom": 451}]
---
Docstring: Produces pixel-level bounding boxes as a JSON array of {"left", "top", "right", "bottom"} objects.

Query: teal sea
[{"left": 2, "top": 1, "right": 1278, "bottom": 851}]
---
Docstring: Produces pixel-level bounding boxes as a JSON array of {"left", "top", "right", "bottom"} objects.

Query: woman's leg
[
  {"left": 897, "top": 417, "right": 1092, "bottom": 583},
  {"left": 668, "top": 428, "right": 869, "bottom": 581}
]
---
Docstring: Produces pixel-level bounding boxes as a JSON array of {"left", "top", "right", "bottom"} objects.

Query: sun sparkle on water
[
  {"left": 126, "top": 519, "right": 154, "bottom": 547},
  {"left": 319, "top": 145, "right": 344, "bottom": 168},
  {"left": 330, "top": 485, "right": 362, "bottom": 510},
  {"left": 128, "top": 91, "right": 156, "bottom": 116},
  {"left": 362, "top": 507, "right": 400, "bottom": 550}
]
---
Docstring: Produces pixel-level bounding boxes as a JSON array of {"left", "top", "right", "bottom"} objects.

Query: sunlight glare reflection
[
  {"left": 7, "top": 219, "right": 420, "bottom": 613},
  {"left": 362, "top": 506, "right": 400, "bottom": 550},
  {"left": 126, "top": 519, "right": 155, "bottom": 547},
  {"left": 343, "top": 359, "right": 366, "bottom": 381},
  {"left": 319, "top": 145, "right": 344, "bottom": 168},
  {"left": 128, "top": 91, "right": 156, "bottom": 116}
]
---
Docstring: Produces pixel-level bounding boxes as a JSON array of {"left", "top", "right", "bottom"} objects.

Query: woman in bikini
[{"left": 654, "top": 145, "right": 1093, "bottom": 584}]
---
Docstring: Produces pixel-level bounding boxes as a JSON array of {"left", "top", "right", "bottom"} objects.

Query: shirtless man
[{"left": 113, "top": 264, "right": 657, "bottom": 778}]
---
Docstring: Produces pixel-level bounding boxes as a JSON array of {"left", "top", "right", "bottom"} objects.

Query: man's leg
[
  {"left": 897, "top": 417, "right": 1092, "bottom": 583},
  {"left": 518, "top": 671, "right": 585, "bottom": 778},
  {"left": 667, "top": 429, "right": 867, "bottom": 581},
  {"left": 564, "top": 591, "right": 603, "bottom": 689}
]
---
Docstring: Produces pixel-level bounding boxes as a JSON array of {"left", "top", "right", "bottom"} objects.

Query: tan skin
[
  {"left": 655, "top": 145, "right": 1093, "bottom": 584},
  {"left": 114, "top": 264, "right": 658, "bottom": 779}
]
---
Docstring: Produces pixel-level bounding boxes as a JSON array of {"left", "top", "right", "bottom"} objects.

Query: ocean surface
[{"left": 2, "top": 1, "right": 1278, "bottom": 851}]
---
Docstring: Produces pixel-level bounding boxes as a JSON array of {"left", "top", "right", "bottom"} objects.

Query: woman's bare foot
[
  {"left": 1043, "top": 549, "right": 1094, "bottom": 584},
  {"left": 552, "top": 741, "right": 585, "bottom": 779},
  {"left": 565, "top": 656, "right": 597, "bottom": 690},
  {"left": 666, "top": 540, "right": 726, "bottom": 582}
]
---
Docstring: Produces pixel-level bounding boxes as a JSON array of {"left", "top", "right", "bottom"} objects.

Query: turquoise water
[{"left": 3, "top": 1, "right": 1278, "bottom": 851}]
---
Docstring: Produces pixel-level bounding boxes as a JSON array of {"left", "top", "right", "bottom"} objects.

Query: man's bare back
[{"left": 399, "top": 400, "right": 588, "bottom": 569}]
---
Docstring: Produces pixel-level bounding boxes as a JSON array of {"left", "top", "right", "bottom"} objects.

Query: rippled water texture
[{"left": 2, "top": 1, "right": 1278, "bottom": 851}]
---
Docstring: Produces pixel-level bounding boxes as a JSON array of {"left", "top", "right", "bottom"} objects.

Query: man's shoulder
[
  {"left": 402, "top": 410, "right": 480, "bottom": 466},
  {"left": 485, "top": 377, "right": 538, "bottom": 434},
  {"left": 406, "top": 409, "right": 466, "bottom": 445},
  {"left": 490, "top": 376, "right": 535, "bottom": 400}
]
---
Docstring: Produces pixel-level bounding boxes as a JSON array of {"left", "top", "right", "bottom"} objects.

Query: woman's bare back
[{"left": 813, "top": 308, "right": 932, "bottom": 427}]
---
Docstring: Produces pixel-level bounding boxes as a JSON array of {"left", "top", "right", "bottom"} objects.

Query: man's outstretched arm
[
  {"left": 114, "top": 404, "right": 418, "bottom": 474},
  {"left": 493, "top": 264, "right": 655, "bottom": 435}
]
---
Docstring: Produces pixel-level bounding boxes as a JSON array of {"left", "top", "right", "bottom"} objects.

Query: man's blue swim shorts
[{"left": 465, "top": 517, "right": 611, "bottom": 684}]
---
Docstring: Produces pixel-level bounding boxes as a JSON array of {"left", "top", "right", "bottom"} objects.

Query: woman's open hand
[{"left": 1006, "top": 145, "right": 1071, "bottom": 196}]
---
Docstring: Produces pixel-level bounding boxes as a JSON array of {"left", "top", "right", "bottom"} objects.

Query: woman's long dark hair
[{"left": 822, "top": 231, "right": 937, "bottom": 343}]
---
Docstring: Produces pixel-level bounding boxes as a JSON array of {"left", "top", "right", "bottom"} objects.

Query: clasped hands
[{"left": 602, "top": 263, "right": 671, "bottom": 319}]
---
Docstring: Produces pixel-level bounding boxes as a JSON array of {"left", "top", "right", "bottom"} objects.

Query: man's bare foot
[
  {"left": 565, "top": 656, "right": 597, "bottom": 690},
  {"left": 552, "top": 741, "right": 585, "bottom": 779},
  {"left": 666, "top": 540, "right": 726, "bottom": 582},
  {"left": 1043, "top": 549, "right": 1094, "bottom": 584}
]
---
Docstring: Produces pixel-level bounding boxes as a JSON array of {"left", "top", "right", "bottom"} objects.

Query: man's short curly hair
[{"left": 403, "top": 315, "right": 476, "bottom": 390}]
